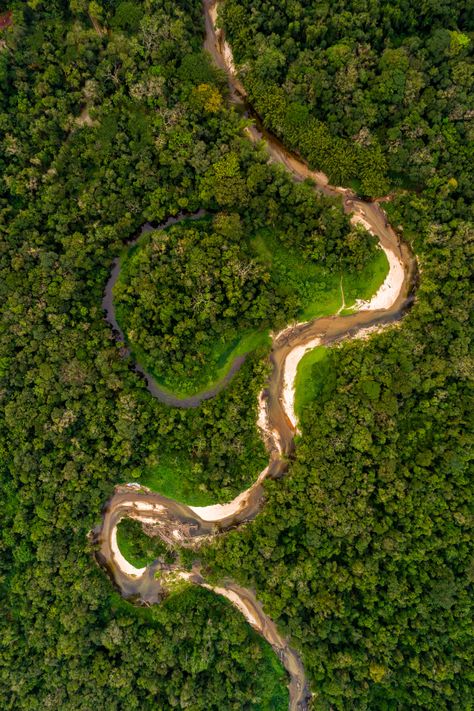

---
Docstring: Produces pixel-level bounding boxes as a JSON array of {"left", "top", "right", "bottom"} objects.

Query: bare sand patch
[
  {"left": 203, "top": 585, "right": 259, "bottom": 627},
  {"left": 351, "top": 215, "right": 405, "bottom": 311},
  {"left": 189, "top": 466, "right": 269, "bottom": 521}
]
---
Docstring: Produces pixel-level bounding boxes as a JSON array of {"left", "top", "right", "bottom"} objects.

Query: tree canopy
[
  {"left": 222, "top": 0, "right": 474, "bottom": 196},
  {"left": 0, "top": 1, "right": 472, "bottom": 709}
]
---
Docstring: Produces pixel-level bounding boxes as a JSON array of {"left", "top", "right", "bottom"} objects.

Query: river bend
[{"left": 93, "top": 3, "right": 418, "bottom": 709}]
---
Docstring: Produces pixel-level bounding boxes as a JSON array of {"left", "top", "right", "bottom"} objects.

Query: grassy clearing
[
  {"left": 294, "top": 346, "right": 329, "bottom": 417},
  {"left": 122, "top": 441, "right": 267, "bottom": 507},
  {"left": 211, "top": 328, "right": 271, "bottom": 375},
  {"left": 124, "top": 453, "right": 215, "bottom": 506},
  {"left": 341, "top": 246, "right": 388, "bottom": 308},
  {"left": 251, "top": 229, "right": 389, "bottom": 320}
]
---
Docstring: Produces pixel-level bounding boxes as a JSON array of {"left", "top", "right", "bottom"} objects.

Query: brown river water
[{"left": 93, "top": 2, "right": 418, "bottom": 708}]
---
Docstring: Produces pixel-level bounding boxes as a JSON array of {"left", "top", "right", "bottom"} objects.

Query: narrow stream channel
[{"left": 93, "top": 3, "right": 419, "bottom": 709}]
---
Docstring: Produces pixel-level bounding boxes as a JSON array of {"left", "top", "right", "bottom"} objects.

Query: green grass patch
[
  {"left": 128, "top": 453, "right": 215, "bottom": 506},
  {"left": 123, "top": 446, "right": 268, "bottom": 507},
  {"left": 252, "top": 230, "right": 341, "bottom": 319},
  {"left": 251, "top": 229, "right": 389, "bottom": 320},
  {"left": 212, "top": 328, "right": 271, "bottom": 371},
  {"left": 294, "top": 345, "right": 329, "bottom": 417},
  {"left": 341, "top": 246, "right": 388, "bottom": 309}
]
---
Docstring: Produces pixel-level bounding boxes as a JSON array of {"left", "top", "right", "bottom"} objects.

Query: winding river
[{"left": 93, "top": 2, "right": 418, "bottom": 709}]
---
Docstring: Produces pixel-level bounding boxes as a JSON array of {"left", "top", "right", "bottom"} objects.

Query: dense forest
[
  {"left": 202, "top": 185, "right": 473, "bottom": 708},
  {"left": 222, "top": 0, "right": 474, "bottom": 196},
  {"left": 1, "top": 1, "right": 472, "bottom": 710},
  {"left": 0, "top": 0, "right": 301, "bottom": 706},
  {"left": 204, "top": 1, "right": 473, "bottom": 706},
  {"left": 114, "top": 207, "right": 378, "bottom": 394}
]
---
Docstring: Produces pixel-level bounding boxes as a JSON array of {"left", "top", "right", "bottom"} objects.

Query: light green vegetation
[
  {"left": 252, "top": 229, "right": 389, "bottom": 319},
  {"left": 257, "top": 643, "right": 290, "bottom": 710},
  {"left": 294, "top": 346, "right": 330, "bottom": 418},
  {"left": 339, "top": 246, "right": 389, "bottom": 313},
  {"left": 129, "top": 453, "right": 214, "bottom": 507},
  {"left": 208, "top": 328, "right": 271, "bottom": 383},
  {"left": 291, "top": 242, "right": 388, "bottom": 418},
  {"left": 114, "top": 221, "right": 387, "bottom": 401}
]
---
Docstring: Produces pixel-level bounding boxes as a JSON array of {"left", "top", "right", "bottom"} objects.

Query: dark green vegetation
[
  {"left": 116, "top": 517, "right": 171, "bottom": 568},
  {"left": 0, "top": 0, "right": 306, "bottom": 706},
  {"left": 104, "top": 586, "right": 288, "bottom": 710},
  {"left": 0, "top": 1, "right": 472, "bottom": 711},
  {"left": 115, "top": 207, "right": 382, "bottom": 393},
  {"left": 197, "top": 4, "right": 473, "bottom": 707},
  {"left": 222, "top": 0, "right": 474, "bottom": 196},
  {"left": 203, "top": 168, "right": 474, "bottom": 709},
  {"left": 115, "top": 217, "right": 275, "bottom": 394}
]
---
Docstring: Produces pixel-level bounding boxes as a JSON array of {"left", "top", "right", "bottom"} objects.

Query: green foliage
[
  {"left": 294, "top": 346, "right": 331, "bottom": 417},
  {"left": 110, "top": 1, "right": 143, "bottom": 32},
  {"left": 202, "top": 187, "right": 474, "bottom": 709},
  {"left": 114, "top": 218, "right": 275, "bottom": 393},
  {"left": 252, "top": 226, "right": 388, "bottom": 321},
  {"left": 159, "top": 587, "right": 289, "bottom": 710},
  {"left": 0, "top": 1, "right": 472, "bottom": 710},
  {"left": 0, "top": 1, "right": 296, "bottom": 706},
  {"left": 222, "top": 0, "right": 474, "bottom": 196},
  {"left": 114, "top": 206, "right": 381, "bottom": 394},
  {"left": 116, "top": 517, "right": 170, "bottom": 568}
]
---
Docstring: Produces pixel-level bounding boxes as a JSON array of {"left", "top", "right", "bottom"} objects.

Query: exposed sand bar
[
  {"left": 189, "top": 466, "right": 269, "bottom": 522},
  {"left": 351, "top": 214, "right": 405, "bottom": 312},
  {"left": 93, "top": 5, "right": 419, "bottom": 711}
]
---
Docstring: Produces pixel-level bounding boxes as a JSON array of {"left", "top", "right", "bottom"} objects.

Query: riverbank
[
  {"left": 93, "top": 3, "right": 418, "bottom": 710},
  {"left": 105, "top": 213, "right": 389, "bottom": 405}
]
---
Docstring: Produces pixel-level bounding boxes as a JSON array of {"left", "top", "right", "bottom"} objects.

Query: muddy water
[{"left": 94, "top": 3, "right": 418, "bottom": 710}]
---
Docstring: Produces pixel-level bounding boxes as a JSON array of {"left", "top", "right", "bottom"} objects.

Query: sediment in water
[{"left": 93, "top": 3, "right": 419, "bottom": 709}]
